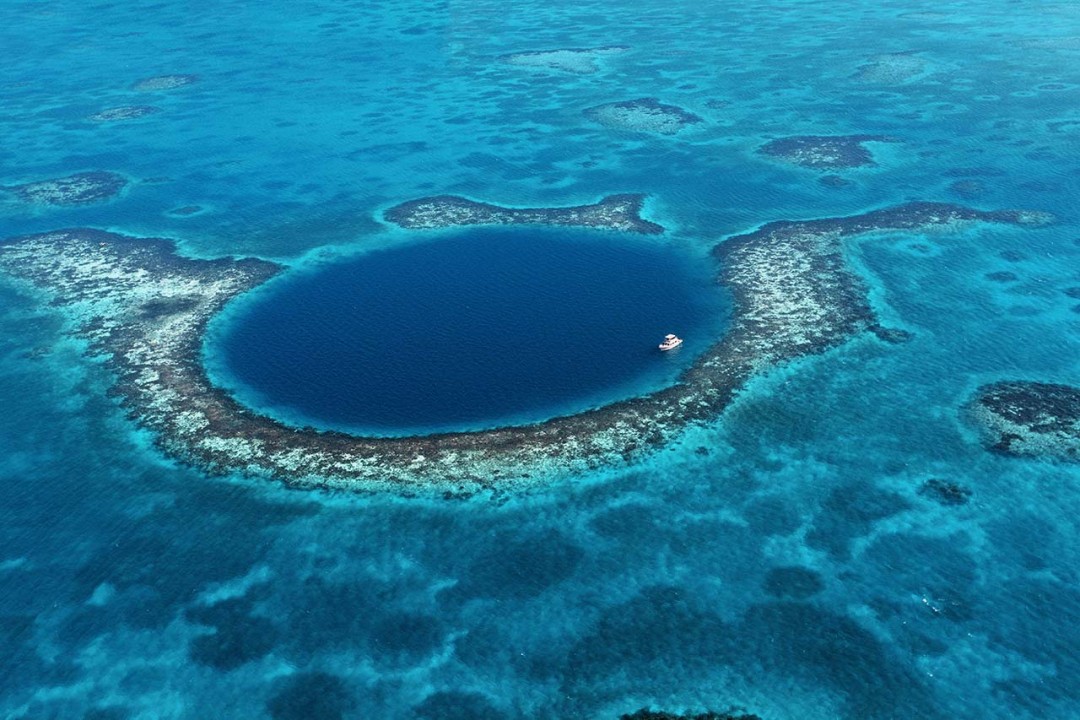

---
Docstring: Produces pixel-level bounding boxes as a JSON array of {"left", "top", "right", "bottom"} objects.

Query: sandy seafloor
[{"left": 2, "top": 0, "right": 1080, "bottom": 718}]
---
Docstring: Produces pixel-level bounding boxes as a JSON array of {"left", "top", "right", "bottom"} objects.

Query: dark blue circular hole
[{"left": 211, "top": 227, "right": 730, "bottom": 435}]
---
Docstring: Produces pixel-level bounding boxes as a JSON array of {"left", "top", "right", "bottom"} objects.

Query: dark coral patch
[
  {"left": 806, "top": 482, "right": 910, "bottom": 560},
  {"left": 904, "top": 242, "right": 934, "bottom": 255},
  {"left": 583, "top": 98, "right": 703, "bottom": 135},
  {"left": 84, "top": 708, "right": 130, "bottom": 720},
  {"left": 967, "top": 381, "right": 1080, "bottom": 461},
  {"left": 1036, "top": 116, "right": 1074, "bottom": 134},
  {"left": 980, "top": 578, "right": 1080, "bottom": 705},
  {"left": 758, "top": 135, "right": 898, "bottom": 169},
  {"left": 590, "top": 502, "right": 660, "bottom": 540},
  {"left": 278, "top": 578, "right": 384, "bottom": 660},
  {"left": 67, "top": 482, "right": 311, "bottom": 630},
  {"left": 620, "top": 710, "right": 761, "bottom": 720},
  {"left": 412, "top": 691, "right": 506, "bottom": 720},
  {"left": 987, "top": 514, "right": 1056, "bottom": 572},
  {"left": 137, "top": 296, "right": 199, "bottom": 319},
  {"left": 819, "top": 174, "right": 852, "bottom": 188},
  {"left": 0, "top": 613, "right": 60, "bottom": 697},
  {"left": 1063, "top": 286, "right": 1080, "bottom": 299},
  {"left": 869, "top": 324, "right": 914, "bottom": 344},
  {"left": 918, "top": 478, "right": 972, "bottom": 506},
  {"left": 267, "top": 672, "right": 354, "bottom": 720},
  {"left": 762, "top": 566, "right": 824, "bottom": 599},
  {"left": 985, "top": 270, "right": 1019, "bottom": 282},
  {"left": 564, "top": 585, "right": 734, "bottom": 687},
  {"left": 186, "top": 594, "right": 279, "bottom": 671},
  {"left": 6, "top": 171, "right": 127, "bottom": 206},
  {"left": 570, "top": 588, "right": 938, "bottom": 718},
  {"left": 189, "top": 617, "right": 278, "bottom": 670},
  {"left": 742, "top": 495, "right": 801, "bottom": 536},
  {"left": 369, "top": 611, "right": 443, "bottom": 662},
  {"left": 861, "top": 533, "right": 977, "bottom": 622},
  {"left": 449, "top": 529, "right": 584, "bottom": 601},
  {"left": 736, "top": 602, "right": 940, "bottom": 716}
]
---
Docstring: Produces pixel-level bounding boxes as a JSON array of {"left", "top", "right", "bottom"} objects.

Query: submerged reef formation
[
  {"left": 852, "top": 51, "right": 927, "bottom": 83},
  {"left": 0, "top": 201, "right": 1046, "bottom": 493},
  {"left": 819, "top": 174, "right": 852, "bottom": 189},
  {"left": 502, "top": 46, "right": 627, "bottom": 74},
  {"left": 985, "top": 270, "right": 1019, "bottom": 283},
  {"left": 620, "top": 710, "right": 761, "bottom": 720},
  {"left": 967, "top": 381, "right": 1080, "bottom": 462},
  {"left": 384, "top": 194, "right": 663, "bottom": 235},
  {"left": 5, "top": 171, "right": 127, "bottom": 206},
  {"left": 758, "top": 135, "right": 897, "bottom": 169},
  {"left": 132, "top": 74, "right": 198, "bottom": 91},
  {"left": 918, "top": 478, "right": 972, "bottom": 506},
  {"left": 583, "top": 98, "right": 703, "bottom": 135},
  {"left": 87, "top": 105, "right": 160, "bottom": 122}
]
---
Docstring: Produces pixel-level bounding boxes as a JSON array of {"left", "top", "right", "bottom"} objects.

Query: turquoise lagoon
[{"left": 1, "top": 0, "right": 1080, "bottom": 718}]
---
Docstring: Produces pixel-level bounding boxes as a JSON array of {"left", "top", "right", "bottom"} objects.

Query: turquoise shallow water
[{"left": 2, "top": 0, "right": 1080, "bottom": 719}]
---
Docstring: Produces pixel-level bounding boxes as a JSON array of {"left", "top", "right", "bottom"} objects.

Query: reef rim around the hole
[{"left": 0, "top": 194, "right": 1050, "bottom": 495}]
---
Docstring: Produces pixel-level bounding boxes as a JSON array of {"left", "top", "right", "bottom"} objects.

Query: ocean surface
[{"left": 1, "top": 0, "right": 1079, "bottom": 718}]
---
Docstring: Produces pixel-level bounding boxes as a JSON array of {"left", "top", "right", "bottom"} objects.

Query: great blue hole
[{"left": 207, "top": 227, "right": 730, "bottom": 436}]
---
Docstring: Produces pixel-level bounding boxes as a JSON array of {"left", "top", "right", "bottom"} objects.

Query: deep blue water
[
  {"left": 213, "top": 227, "right": 727, "bottom": 434},
  {"left": 1, "top": 0, "right": 1080, "bottom": 719}
]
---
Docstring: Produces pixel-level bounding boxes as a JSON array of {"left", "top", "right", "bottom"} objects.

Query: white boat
[{"left": 658, "top": 333, "right": 683, "bottom": 351}]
